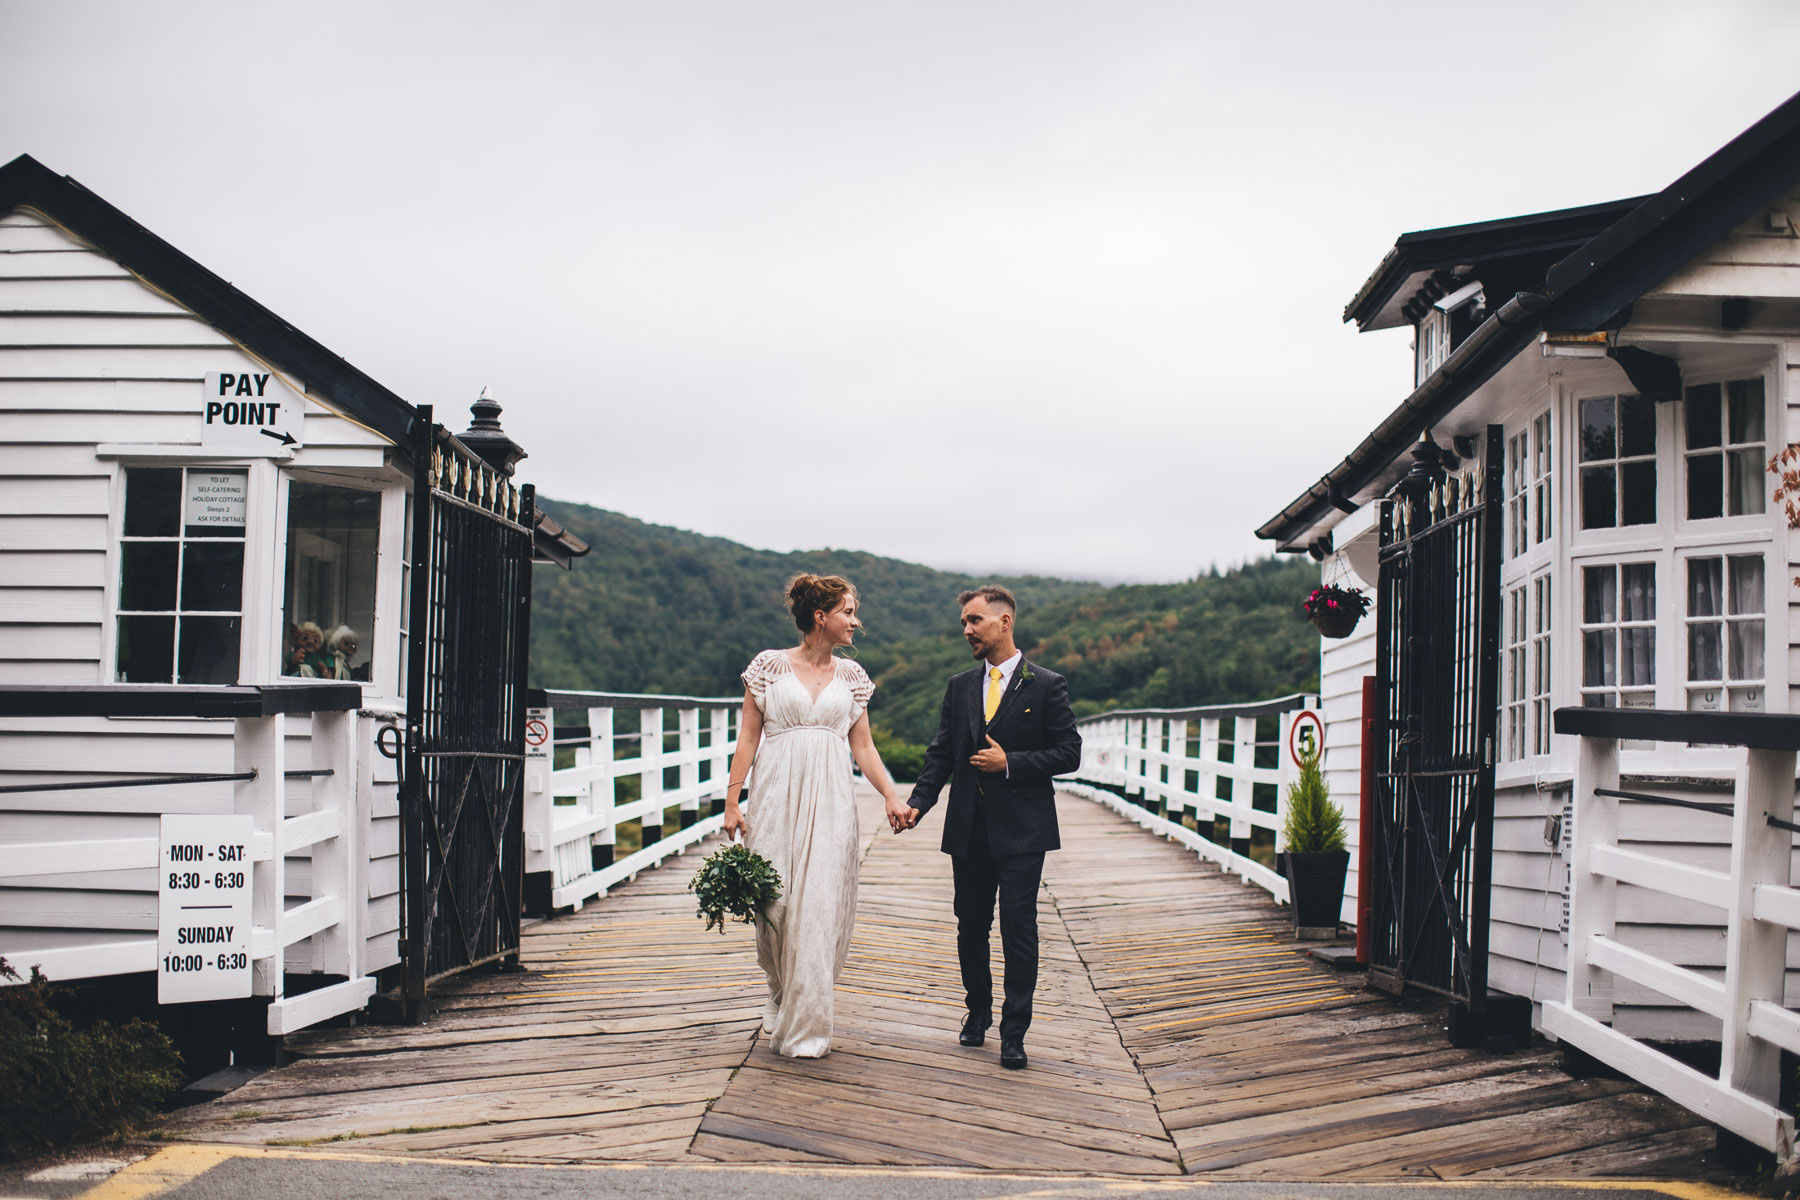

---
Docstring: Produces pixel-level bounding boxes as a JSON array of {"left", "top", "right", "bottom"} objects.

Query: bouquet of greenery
[{"left": 689, "top": 843, "right": 782, "bottom": 934}]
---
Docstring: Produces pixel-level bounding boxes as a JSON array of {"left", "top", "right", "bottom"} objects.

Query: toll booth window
[
  {"left": 283, "top": 482, "right": 379, "bottom": 681},
  {"left": 116, "top": 468, "right": 247, "bottom": 684}
]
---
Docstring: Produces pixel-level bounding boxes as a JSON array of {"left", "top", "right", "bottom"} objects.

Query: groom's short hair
[{"left": 958, "top": 585, "right": 1017, "bottom": 614}]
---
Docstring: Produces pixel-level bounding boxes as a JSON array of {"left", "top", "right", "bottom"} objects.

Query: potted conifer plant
[{"left": 1276, "top": 744, "right": 1349, "bottom": 939}]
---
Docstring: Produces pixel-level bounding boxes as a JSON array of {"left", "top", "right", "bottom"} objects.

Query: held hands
[
  {"left": 970, "top": 735, "right": 1007, "bottom": 774},
  {"left": 885, "top": 793, "right": 918, "bottom": 834}
]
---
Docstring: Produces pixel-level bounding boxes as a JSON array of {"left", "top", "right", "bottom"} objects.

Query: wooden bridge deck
[{"left": 170, "top": 789, "right": 1726, "bottom": 1180}]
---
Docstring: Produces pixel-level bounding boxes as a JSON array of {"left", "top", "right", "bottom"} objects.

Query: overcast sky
[{"left": 5, "top": 3, "right": 1799, "bottom": 581}]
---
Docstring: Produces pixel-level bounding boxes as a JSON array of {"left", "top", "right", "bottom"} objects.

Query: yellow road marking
[{"left": 81, "top": 1144, "right": 1741, "bottom": 1199}]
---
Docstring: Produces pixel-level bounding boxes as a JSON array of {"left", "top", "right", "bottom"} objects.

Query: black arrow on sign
[{"left": 260, "top": 429, "right": 298, "bottom": 446}]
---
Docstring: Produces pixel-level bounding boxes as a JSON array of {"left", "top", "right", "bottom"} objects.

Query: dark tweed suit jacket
[{"left": 908, "top": 659, "right": 1081, "bottom": 857}]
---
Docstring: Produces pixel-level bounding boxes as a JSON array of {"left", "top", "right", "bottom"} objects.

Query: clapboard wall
[{"left": 0, "top": 207, "right": 406, "bottom": 984}]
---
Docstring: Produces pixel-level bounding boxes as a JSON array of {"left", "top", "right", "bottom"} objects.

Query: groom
[{"left": 893, "top": 586, "right": 1081, "bottom": 1069}]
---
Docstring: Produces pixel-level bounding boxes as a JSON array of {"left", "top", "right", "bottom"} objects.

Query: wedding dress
[{"left": 739, "top": 649, "right": 874, "bottom": 1058}]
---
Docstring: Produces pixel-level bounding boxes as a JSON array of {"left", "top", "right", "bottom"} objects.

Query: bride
[{"left": 722, "top": 573, "right": 911, "bottom": 1058}]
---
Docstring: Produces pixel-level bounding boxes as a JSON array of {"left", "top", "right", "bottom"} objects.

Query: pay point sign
[{"left": 200, "top": 371, "right": 302, "bottom": 450}]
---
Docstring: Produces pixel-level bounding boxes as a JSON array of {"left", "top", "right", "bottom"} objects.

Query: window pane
[
  {"left": 1583, "top": 630, "right": 1616, "bottom": 687},
  {"left": 1688, "top": 557, "right": 1723, "bottom": 618},
  {"left": 180, "top": 543, "right": 245, "bottom": 612},
  {"left": 177, "top": 616, "right": 241, "bottom": 685},
  {"left": 1619, "top": 395, "right": 1656, "bottom": 458},
  {"left": 1620, "top": 460, "right": 1656, "bottom": 525},
  {"left": 1729, "top": 621, "right": 1765, "bottom": 681},
  {"left": 1580, "top": 397, "right": 1616, "bottom": 462},
  {"left": 1688, "top": 453, "right": 1723, "bottom": 519},
  {"left": 119, "top": 542, "right": 178, "bottom": 611},
  {"left": 1621, "top": 563, "right": 1655, "bottom": 622},
  {"left": 1729, "top": 378, "right": 1765, "bottom": 443},
  {"left": 1685, "top": 384, "right": 1722, "bottom": 449},
  {"left": 284, "top": 482, "right": 381, "bottom": 682},
  {"left": 1728, "top": 449, "right": 1765, "bottom": 516},
  {"left": 1689, "top": 624, "right": 1722, "bottom": 681},
  {"left": 1534, "top": 479, "right": 1552, "bottom": 543},
  {"left": 124, "top": 469, "right": 181, "bottom": 537},
  {"left": 1728, "top": 556, "right": 1763, "bottom": 614},
  {"left": 1581, "top": 466, "right": 1616, "bottom": 529},
  {"left": 1621, "top": 628, "right": 1655, "bottom": 687},
  {"left": 1584, "top": 566, "right": 1616, "bottom": 624},
  {"left": 117, "top": 615, "right": 175, "bottom": 682}
]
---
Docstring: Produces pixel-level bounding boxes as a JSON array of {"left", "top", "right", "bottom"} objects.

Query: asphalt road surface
[{"left": 0, "top": 1147, "right": 1746, "bottom": 1200}]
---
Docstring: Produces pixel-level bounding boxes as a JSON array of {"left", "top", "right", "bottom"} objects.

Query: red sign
[
  {"left": 525, "top": 717, "right": 550, "bottom": 748},
  {"left": 1288, "top": 710, "right": 1323, "bottom": 767}
]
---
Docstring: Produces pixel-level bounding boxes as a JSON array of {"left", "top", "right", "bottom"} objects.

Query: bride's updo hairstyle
[{"left": 785, "top": 573, "right": 855, "bottom": 633}]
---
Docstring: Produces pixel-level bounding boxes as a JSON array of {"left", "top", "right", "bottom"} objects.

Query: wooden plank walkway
[{"left": 169, "top": 787, "right": 1726, "bottom": 1181}]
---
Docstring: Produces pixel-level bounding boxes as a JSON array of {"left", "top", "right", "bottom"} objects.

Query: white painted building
[
  {"left": 1259, "top": 91, "right": 1800, "bottom": 1040},
  {"left": 0, "top": 155, "right": 581, "bottom": 1039}
]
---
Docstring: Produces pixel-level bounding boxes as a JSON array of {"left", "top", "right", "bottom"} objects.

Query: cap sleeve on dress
[
  {"left": 843, "top": 659, "right": 876, "bottom": 718},
  {"left": 741, "top": 649, "right": 784, "bottom": 707}
]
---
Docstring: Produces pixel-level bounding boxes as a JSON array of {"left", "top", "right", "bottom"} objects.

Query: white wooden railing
[
  {"left": 0, "top": 684, "right": 387, "bottom": 1036},
  {"left": 1064, "top": 693, "right": 1319, "bottom": 903},
  {"left": 1542, "top": 706, "right": 1800, "bottom": 1163},
  {"left": 525, "top": 690, "right": 740, "bottom": 912}
]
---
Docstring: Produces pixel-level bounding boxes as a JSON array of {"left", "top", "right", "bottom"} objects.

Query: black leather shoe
[
  {"left": 1000, "top": 1035, "right": 1027, "bottom": 1069},
  {"left": 959, "top": 1013, "right": 990, "bottom": 1047}
]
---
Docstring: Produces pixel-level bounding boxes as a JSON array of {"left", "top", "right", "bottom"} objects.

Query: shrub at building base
[{"left": 0, "top": 957, "right": 183, "bottom": 1160}]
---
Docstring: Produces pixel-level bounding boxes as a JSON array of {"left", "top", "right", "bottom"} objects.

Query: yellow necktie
[{"left": 984, "top": 666, "right": 1004, "bottom": 722}]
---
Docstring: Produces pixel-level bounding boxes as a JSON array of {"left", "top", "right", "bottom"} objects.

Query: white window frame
[{"left": 1547, "top": 362, "right": 1783, "bottom": 773}]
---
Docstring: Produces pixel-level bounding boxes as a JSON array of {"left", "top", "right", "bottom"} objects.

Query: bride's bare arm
[
  {"left": 847, "top": 711, "right": 908, "bottom": 832},
  {"left": 722, "top": 688, "right": 762, "bottom": 840}
]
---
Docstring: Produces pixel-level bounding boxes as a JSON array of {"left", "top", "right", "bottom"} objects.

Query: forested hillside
[
  {"left": 530, "top": 501, "right": 1324, "bottom": 754},
  {"left": 529, "top": 500, "right": 1105, "bottom": 694},
  {"left": 856, "top": 557, "right": 1323, "bottom": 745}
]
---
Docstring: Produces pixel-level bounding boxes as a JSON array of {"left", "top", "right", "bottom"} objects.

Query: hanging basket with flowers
[{"left": 1303, "top": 583, "right": 1372, "bottom": 638}]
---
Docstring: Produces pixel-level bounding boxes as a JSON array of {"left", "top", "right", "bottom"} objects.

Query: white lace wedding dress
[{"left": 739, "top": 649, "right": 874, "bottom": 1058}]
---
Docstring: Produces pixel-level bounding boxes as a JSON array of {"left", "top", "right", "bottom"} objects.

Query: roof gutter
[{"left": 1254, "top": 290, "right": 1548, "bottom": 550}]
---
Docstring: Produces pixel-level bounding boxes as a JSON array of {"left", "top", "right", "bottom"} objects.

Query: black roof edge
[
  {"left": 1543, "top": 88, "right": 1800, "bottom": 327},
  {"left": 1272, "top": 87, "right": 1800, "bottom": 551},
  {"left": 532, "top": 507, "right": 591, "bottom": 570},
  {"left": 0, "top": 154, "right": 419, "bottom": 452},
  {"left": 1343, "top": 196, "right": 1649, "bottom": 329},
  {"left": 1255, "top": 292, "right": 1547, "bottom": 550}
]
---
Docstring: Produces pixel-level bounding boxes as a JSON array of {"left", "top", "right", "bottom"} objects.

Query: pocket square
[{"left": 1024, "top": 707, "right": 1032, "bottom": 713}]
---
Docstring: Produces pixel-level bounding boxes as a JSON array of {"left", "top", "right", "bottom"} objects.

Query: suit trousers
[{"left": 951, "top": 811, "right": 1046, "bottom": 1040}]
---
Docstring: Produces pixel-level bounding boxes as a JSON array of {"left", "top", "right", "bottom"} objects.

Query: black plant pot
[{"left": 1279, "top": 850, "right": 1349, "bottom": 939}]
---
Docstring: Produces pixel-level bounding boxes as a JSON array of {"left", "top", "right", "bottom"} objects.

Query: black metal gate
[
  {"left": 400, "top": 406, "right": 535, "bottom": 1020},
  {"left": 1369, "top": 425, "right": 1503, "bottom": 1017}
]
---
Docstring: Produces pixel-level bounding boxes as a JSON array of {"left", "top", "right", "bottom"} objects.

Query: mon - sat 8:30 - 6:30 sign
[
  {"left": 200, "top": 371, "right": 303, "bottom": 450},
  {"left": 158, "top": 814, "right": 255, "bottom": 1003}
]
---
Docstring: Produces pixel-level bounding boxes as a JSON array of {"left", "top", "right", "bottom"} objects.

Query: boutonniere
[{"left": 1016, "top": 662, "right": 1034, "bottom": 685}]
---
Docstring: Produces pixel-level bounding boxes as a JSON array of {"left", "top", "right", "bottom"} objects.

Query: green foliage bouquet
[
  {"left": 1282, "top": 746, "right": 1346, "bottom": 854},
  {"left": 689, "top": 843, "right": 782, "bottom": 934}
]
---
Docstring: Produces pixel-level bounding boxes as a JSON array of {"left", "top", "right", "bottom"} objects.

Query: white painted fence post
[
  {"left": 678, "top": 707, "right": 700, "bottom": 830},
  {"left": 1229, "top": 716, "right": 1256, "bottom": 855},
  {"left": 640, "top": 708, "right": 665, "bottom": 844},
  {"left": 1565, "top": 731, "right": 1620, "bottom": 1023},
  {"left": 1167, "top": 719, "right": 1188, "bottom": 821},
  {"left": 1722, "top": 745, "right": 1796, "bottom": 1106},
  {"left": 235, "top": 714, "right": 284, "bottom": 998},
  {"left": 589, "top": 706, "right": 616, "bottom": 867},
  {"left": 709, "top": 705, "right": 731, "bottom": 814},
  {"left": 306, "top": 709, "right": 358, "bottom": 980}
]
